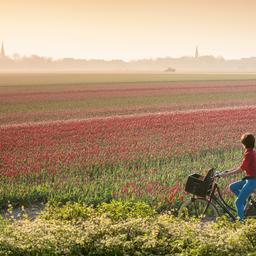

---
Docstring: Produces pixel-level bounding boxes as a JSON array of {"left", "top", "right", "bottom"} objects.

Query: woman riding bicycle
[{"left": 219, "top": 133, "right": 256, "bottom": 221}]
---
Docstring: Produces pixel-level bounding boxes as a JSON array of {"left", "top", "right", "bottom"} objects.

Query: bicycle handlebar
[{"left": 214, "top": 170, "right": 230, "bottom": 178}]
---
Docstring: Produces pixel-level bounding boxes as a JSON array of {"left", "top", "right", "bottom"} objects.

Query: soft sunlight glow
[{"left": 1, "top": 0, "right": 256, "bottom": 60}]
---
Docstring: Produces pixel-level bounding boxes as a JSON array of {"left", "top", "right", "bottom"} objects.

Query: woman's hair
[{"left": 241, "top": 133, "right": 255, "bottom": 148}]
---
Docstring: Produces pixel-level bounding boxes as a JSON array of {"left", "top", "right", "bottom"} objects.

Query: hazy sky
[{"left": 1, "top": 0, "right": 256, "bottom": 60}]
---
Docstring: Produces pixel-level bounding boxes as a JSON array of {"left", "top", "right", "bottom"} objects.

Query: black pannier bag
[{"left": 185, "top": 168, "right": 215, "bottom": 197}]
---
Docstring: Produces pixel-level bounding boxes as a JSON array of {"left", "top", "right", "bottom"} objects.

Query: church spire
[
  {"left": 1, "top": 42, "right": 5, "bottom": 58},
  {"left": 195, "top": 46, "right": 199, "bottom": 58}
]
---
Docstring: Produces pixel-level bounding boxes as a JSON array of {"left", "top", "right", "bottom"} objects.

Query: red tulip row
[
  {"left": 2, "top": 81, "right": 256, "bottom": 103},
  {"left": 2, "top": 80, "right": 256, "bottom": 126},
  {"left": 1, "top": 106, "right": 256, "bottom": 177}
]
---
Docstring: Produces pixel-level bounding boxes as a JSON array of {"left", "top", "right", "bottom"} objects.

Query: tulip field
[{"left": 1, "top": 73, "right": 256, "bottom": 209}]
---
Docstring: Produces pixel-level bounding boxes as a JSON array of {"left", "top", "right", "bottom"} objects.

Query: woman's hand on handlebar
[
  {"left": 215, "top": 170, "right": 230, "bottom": 178},
  {"left": 215, "top": 168, "right": 241, "bottom": 178}
]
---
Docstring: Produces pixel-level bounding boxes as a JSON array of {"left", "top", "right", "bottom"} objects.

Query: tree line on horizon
[{"left": 1, "top": 53, "right": 256, "bottom": 72}]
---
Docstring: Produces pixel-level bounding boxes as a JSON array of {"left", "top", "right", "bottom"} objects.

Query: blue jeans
[{"left": 230, "top": 179, "right": 256, "bottom": 220}]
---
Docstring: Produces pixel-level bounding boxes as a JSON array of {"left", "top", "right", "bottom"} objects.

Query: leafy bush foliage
[
  {"left": 41, "top": 200, "right": 155, "bottom": 221},
  {"left": 97, "top": 200, "right": 156, "bottom": 220},
  {"left": 1, "top": 201, "right": 256, "bottom": 255},
  {"left": 41, "top": 202, "right": 95, "bottom": 221}
]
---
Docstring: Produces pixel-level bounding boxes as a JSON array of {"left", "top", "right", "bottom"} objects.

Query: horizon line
[
  {"left": 1, "top": 41, "right": 256, "bottom": 62},
  {"left": 2, "top": 53, "right": 256, "bottom": 62}
]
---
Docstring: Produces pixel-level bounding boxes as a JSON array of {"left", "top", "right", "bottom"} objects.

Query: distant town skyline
[
  {"left": 2, "top": 41, "right": 256, "bottom": 61},
  {"left": 1, "top": 0, "right": 256, "bottom": 61},
  {"left": 1, "top": 40, "right": 256, "bottom": 73},
  {"left": 1, "top": 41, "right": 204, "bottom": 60}
]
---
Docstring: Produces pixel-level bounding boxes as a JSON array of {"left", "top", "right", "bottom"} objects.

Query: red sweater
[{"left": 240, "top": 148, "right": 256, "bottom": 177}]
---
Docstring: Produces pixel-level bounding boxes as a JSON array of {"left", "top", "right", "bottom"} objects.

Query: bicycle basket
[{"left": 185, "top": 168, "right": 215, "bottom": 197}]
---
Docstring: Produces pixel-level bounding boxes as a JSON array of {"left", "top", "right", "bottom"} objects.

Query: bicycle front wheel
[{"left": 178, "top": 197, "right": 219, "bottom": 222}]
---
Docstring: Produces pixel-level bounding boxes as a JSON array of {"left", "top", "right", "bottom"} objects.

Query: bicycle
[{"left": 178, "top": 168, "right": 256, "bottom": 221}]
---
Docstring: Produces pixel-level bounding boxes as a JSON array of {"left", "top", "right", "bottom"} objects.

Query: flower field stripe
[
  {"left": 1, "top": 104, "right": 256, "bottom": 129},
  {"left": 2, "top": 78, "right": 256, "bottom": 125},
  {"left": 2, "top": 83, "right": 256, "bottom": 103},
  {"left": 1, "top": 106, "right": 256, "bottom": 177}
]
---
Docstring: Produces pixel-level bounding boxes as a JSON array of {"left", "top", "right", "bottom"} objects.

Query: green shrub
[
  {"left": 40, "top": 202, "right": 95, "bottom": 221},
  {"left": 40, "top": 200, "right": 155, "bottom": 222},
  {"left": 0, "top": 213, "right": 256, "bottom": 256},
  {"left": 97, "top": 200, "right": 156, "bottom": 221}
]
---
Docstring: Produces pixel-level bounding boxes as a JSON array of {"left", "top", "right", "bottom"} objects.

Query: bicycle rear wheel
[
  {"left": 178, "top": 197, "right": 219, "bottom": 222},
  {"left": 245, "top": 195, "right": 256, "bottom": 218}
]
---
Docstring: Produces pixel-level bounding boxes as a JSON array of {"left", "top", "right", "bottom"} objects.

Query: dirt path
[{"left": 0, "top": 203, "right": 45, "bottom": 221}]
